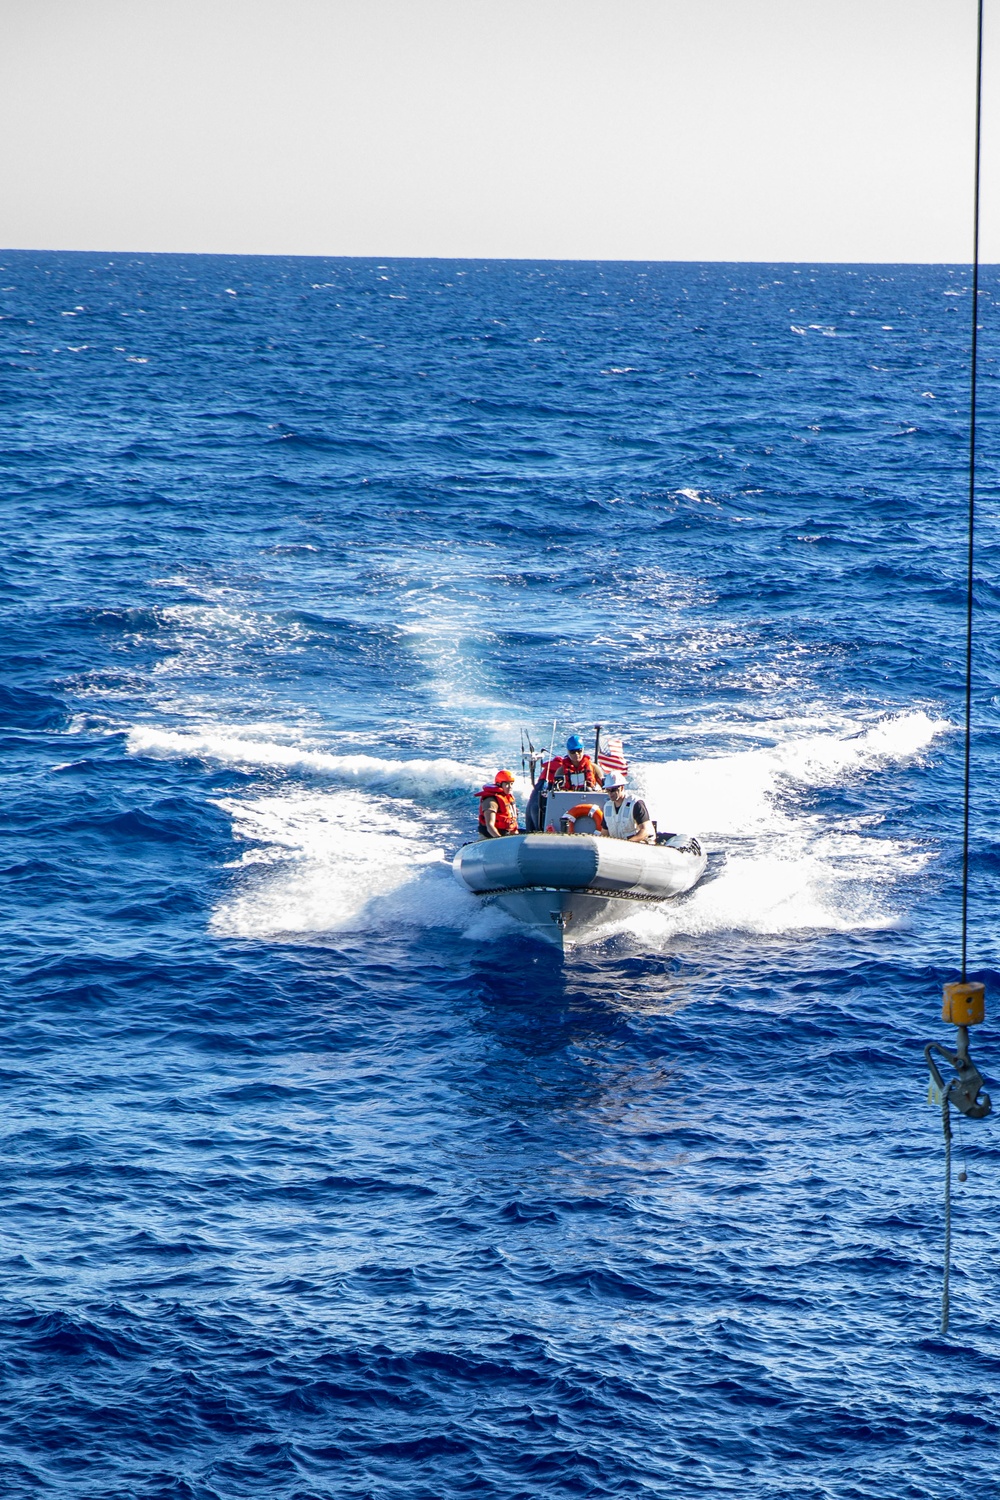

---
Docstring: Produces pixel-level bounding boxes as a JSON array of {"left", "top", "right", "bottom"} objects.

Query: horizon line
[{"left": 0, "top": 247, "right": 995, "bottom": 269}]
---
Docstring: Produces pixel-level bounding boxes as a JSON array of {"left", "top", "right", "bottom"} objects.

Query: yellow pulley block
[{"left": 942, "top": 981, "right": 986, "bottom": 1027}]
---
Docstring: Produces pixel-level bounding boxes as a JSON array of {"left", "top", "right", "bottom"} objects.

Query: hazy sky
[{"left": 2, "top": 0, "right": 996, "bottom": 261}]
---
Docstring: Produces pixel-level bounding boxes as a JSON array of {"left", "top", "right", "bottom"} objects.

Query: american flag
[{"left": 597, "top": 735, "right": 628, "bottom": 775}]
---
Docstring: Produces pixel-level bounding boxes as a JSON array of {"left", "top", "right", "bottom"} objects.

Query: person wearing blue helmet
[{"left": 547, "top": 733, "right": 602, "bottom": 792}]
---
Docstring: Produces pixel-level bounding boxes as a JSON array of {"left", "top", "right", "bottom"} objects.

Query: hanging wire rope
[
  {"left": 961, "top": 0, "right": 984, "bottom": 982},
  {"left": 941, "top": 1093, "right": 953, "bottom": 1333},
  {"left": 924, "top": 0, "right": 990, "bottom": 1341}
]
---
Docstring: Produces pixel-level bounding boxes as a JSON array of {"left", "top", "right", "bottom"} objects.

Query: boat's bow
[{"left": 453, "top": 831, "right": 707, "bottom": 946}]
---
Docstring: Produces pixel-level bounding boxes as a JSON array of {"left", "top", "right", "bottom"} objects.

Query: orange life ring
[{"left": 564, "top": 802, "right": 604, "bottom": 833}]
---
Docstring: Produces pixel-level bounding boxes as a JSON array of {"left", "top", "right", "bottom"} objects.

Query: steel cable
[
  {"left": 941, "top": 1093, "right": 953, "bottom": 1334},
  {"left": 962, "top": 0, "right": 984, "bottom": 981}
]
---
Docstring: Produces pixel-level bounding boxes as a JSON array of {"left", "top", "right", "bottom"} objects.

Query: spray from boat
[{"left": 126, "top": 708, "right": 947, "bottom": 949}]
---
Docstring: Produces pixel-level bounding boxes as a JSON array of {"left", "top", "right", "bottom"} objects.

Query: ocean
[{"left": 1, "top": 253, "right": 998, "bottom": 1497}]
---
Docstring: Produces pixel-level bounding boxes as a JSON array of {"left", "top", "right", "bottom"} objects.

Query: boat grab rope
[{"left": 922, "top": 0, "right": 993, "bottom": 1338}]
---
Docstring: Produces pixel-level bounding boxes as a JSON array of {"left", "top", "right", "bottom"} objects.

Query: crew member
[
  {"left": 601, "top": 771, "right": 654, "bottom": 843},
  {"left": 548, "top": 734, "right": 603, "bottom": 792},
  {"left": 478, "top": 770, "right": 519, "bottom": 838}
]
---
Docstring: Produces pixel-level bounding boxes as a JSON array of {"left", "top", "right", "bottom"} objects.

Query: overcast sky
[{"left": 2, "top": 0, "right": 996, "bottom": 262}]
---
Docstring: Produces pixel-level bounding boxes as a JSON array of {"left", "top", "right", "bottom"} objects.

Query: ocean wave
[
  {"left": 5, "top": 255, "right": 998, "bottom": 1500},
  {"left": 187, "top": 710, "right": 946, "bottom": 946},
  {"left": 127, "top": 725, "right": 486, "bottom": 795},
  {"left": 209, "top": 789, "right": 470, "bottom": 939},
  {"left": 636, "top": 710, "right": 948, "bottom": 840}
]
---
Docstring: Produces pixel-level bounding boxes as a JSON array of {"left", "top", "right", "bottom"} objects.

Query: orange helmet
[{"left": 495, "top": 769, "right": 515, "bottom": 785}]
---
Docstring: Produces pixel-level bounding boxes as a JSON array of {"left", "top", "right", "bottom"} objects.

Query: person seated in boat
[
  {"left": 478, "top": 770, "right": 519, "bottom": 838},
  {"left": 548, "top": 734, "right": 603, "bottom": 792},
  {"left": 601, "top": 771, "right": 655, "bottom": 843}
]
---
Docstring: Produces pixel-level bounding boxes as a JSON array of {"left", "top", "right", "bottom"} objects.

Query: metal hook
[{"left": 925, "top": 1027, "right": 992, "bottom": 1121}]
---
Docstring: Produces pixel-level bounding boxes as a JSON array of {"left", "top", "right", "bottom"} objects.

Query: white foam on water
[
  {"left": 127, "top": 718, "right": 538, "bottom": 942},
  {"left": 127, "top": 724, "right": 489, "bottom": 797},
  {"left": 210, "top": 788, "right": 477, "bottom": 940},
  {"left": 394, "top": 581, "right": 530, "bottom": 743},
  {"left": 398, "top": 613, "right": 505, "bottom": 721},
  {"left": 632, "top": 709, "right": 946, "bottom": 840},
  {"left": 134, "top": 708, "right": 948, "bottom": 948},
  {"left": 613, "top": 710, "right": 948, "bottom": 943}
]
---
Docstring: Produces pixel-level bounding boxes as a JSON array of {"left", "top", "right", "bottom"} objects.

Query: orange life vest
[
  {"left": 548, "top": 753, "right": 601, "bottom": 791},
  {"left": 478, "top": 785, "right": 518, "bottom": 836}
]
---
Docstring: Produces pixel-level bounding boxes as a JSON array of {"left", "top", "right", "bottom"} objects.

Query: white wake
[{"left": 126, "top": 710, "right": 948, "bottom": 946}]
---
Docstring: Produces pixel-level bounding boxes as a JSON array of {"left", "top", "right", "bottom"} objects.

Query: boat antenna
[
  {"left": 547, "top": 719, "right": 557, "bottom": 780},
  {"left": 923, "top": 0, "right": 992, "bottom": 1337}
]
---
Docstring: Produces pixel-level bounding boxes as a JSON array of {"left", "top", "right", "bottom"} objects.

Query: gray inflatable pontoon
[{"left": 453, "top": 821, "right": 707, "bottom": 947}]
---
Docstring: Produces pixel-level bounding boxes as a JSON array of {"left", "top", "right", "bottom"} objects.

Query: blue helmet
[{"left": 566, "top": 734, "right": 584, "bottom": 751}]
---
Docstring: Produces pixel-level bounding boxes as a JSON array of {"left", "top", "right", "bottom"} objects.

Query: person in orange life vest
[
  {"left": 478, "top": 770, "right": 519, "bottom": 838},
  {"left": 547, "top": 734, "right": 603, "bottom": 792}
]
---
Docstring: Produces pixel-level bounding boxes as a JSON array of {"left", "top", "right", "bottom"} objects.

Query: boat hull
[
  {"left": 488, "top": 886, "right": 650, "bottom": 946},
  {"left": 453, "top": 832, "right": 707, "bottom": 947}
]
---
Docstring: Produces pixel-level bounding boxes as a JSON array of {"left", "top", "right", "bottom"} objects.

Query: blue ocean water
[{"left": 2, "top": 252, "right": 999, "bottom": 1498}]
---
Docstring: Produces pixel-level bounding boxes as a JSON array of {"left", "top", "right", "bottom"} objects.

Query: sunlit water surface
[{"left": 2, "top": 254, "right": 999, "bottom": 1498}]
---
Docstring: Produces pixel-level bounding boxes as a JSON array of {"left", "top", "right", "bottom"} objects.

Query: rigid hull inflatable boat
[{"left": 453, "top": 790, "right": 707, "bottom": 947}]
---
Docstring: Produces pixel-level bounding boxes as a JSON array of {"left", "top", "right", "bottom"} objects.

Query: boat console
[{"left": 540, "top": 788, "right": 609, "bottom": 834}]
